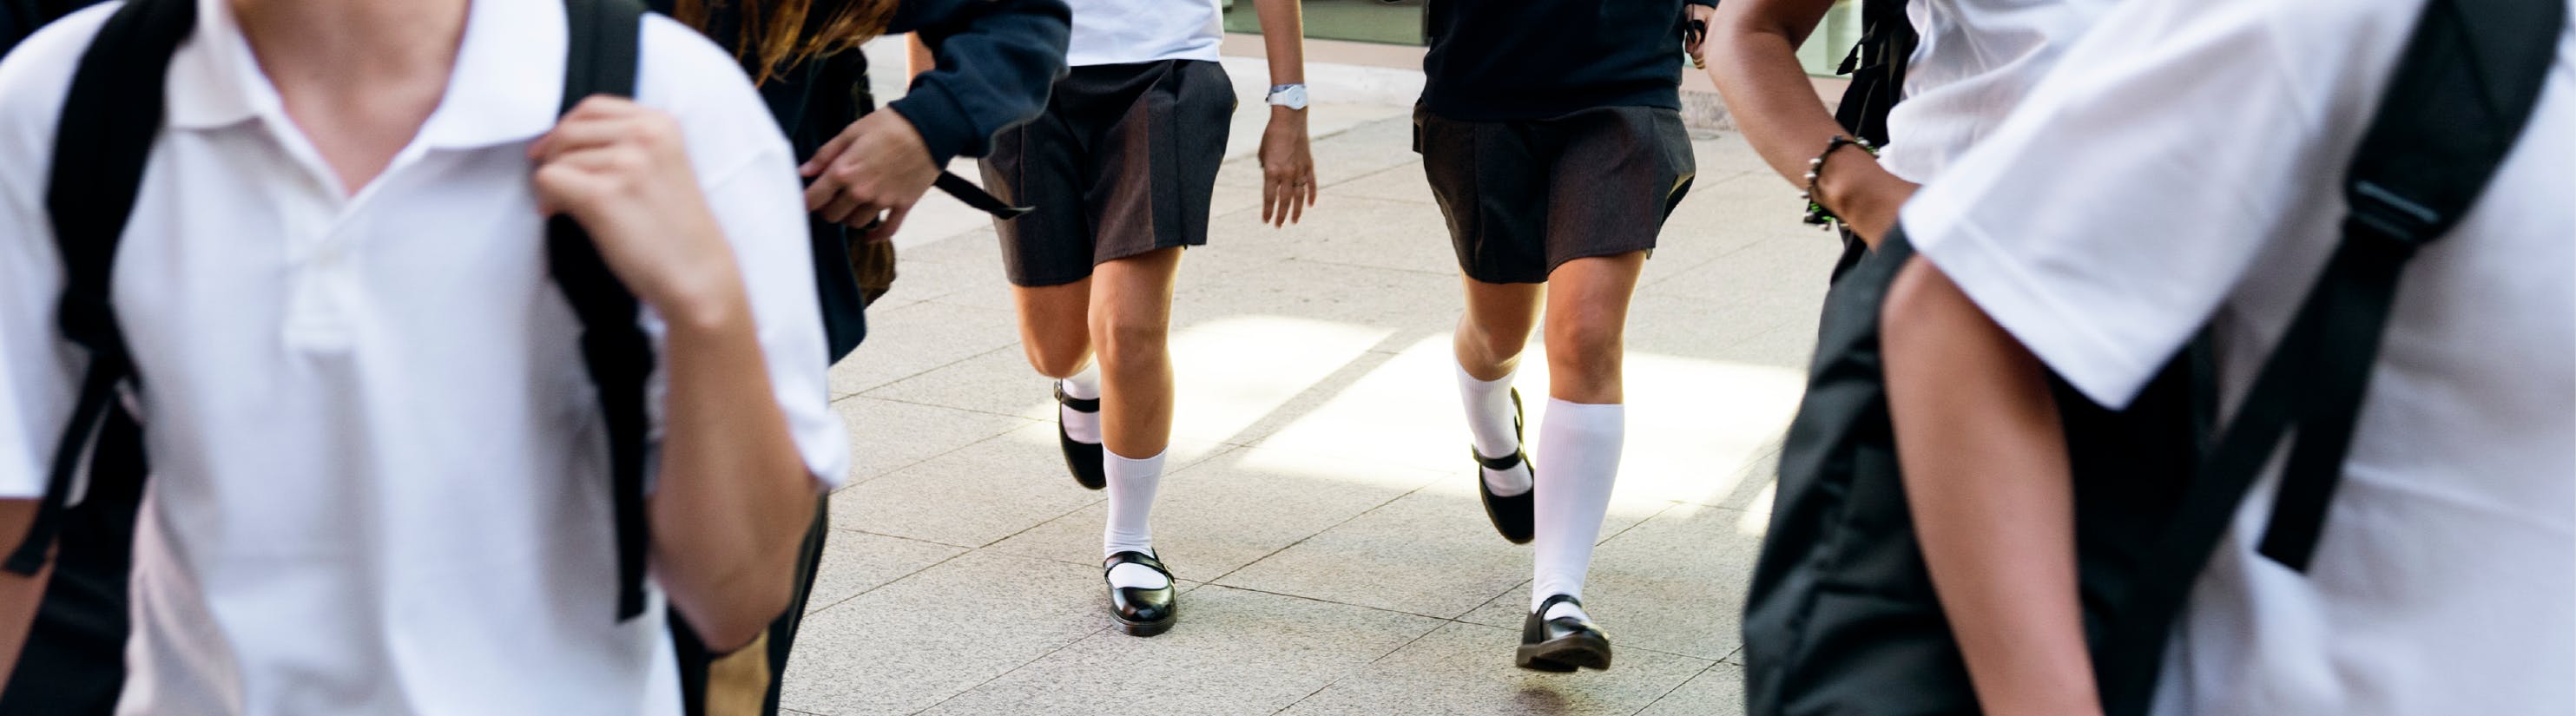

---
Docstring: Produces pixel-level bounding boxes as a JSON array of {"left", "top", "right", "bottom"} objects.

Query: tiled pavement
[{"left": 786, "top": 50, "right": 1841, "bottom": 716}]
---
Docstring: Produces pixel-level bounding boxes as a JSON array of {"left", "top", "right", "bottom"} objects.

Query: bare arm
[
  {"left": 1702, "top": 0, "right": 1914, "bottom": 244},
  {"left": 532, "top": 98, "right": 816, "bottom": 651},
  {"left": 1251, "top": 0, "right": 1316, "bottom": 226},
  {"left": 647, "top": 288, "right": 815, "bottom": 652},
  {"left": 1881, "top": 257, "right": 2102, "bottom": 716},
  {"left": 0, "top": 501, "right": 43, "bottom": 696}
]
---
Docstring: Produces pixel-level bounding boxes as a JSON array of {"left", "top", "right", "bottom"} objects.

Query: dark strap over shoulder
[
  {"left": 1834, "top": 0, "right": 1916, "bottom": 146},
  {"left": 2093, "top": 1, "right": 2563, "bottom": 713},
  {"left": 8, "top": 0, "right": 192, "bottom": 577},
  {"left": 555, "top": 0, "right": 655, "bottom": 622}
]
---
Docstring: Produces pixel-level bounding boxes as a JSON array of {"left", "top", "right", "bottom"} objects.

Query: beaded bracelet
[{"left": 1801, "top": 135, "right": 1877, "bottom": 230}]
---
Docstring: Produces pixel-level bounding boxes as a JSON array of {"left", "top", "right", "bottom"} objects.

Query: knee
[
  {"left": 1459, "top": 319, "right": 1529, "bottom": 365},
  {"left": 1544, "top": 315, "right": 1624, "bottom": 378},
  {"left": 1091, "top": 315, "right": 1169, "bottom": 371},
  {"left": 1023, "top": 339, "right": 1090, "bottom": 379}
]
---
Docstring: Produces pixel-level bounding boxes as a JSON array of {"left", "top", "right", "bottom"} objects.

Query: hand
[
  {"left": 800, "top": 110, "right": 942, "bottom": 244},
  {"left": 1816, "top": 148, "right": 1919, "bottom": 247},
  {"left": 1685, "top": 3, "right": 1715, "bottom": 69},
  {"left": 530, "top": 96, "right": 743, "bottom": 319},
  {"left": 1259, "top": 108, "right": 1317, "bottom": 227}
]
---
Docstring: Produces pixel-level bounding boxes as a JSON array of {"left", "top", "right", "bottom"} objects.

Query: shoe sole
[
  {"left": 1515, "top": 633, "right": 1612, "bottom": 672},
  {"left": 1117, "top": 614, "right": 1175, "bottom": 637}
]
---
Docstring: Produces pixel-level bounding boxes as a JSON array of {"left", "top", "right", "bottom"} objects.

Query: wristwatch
[{"left": 1265, "top": 83, "right": 1309, "bottom": 111}]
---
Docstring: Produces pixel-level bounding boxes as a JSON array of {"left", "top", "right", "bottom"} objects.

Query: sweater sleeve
[{"left": 885, "top": 0, "right": 1070, "bottom": 166}]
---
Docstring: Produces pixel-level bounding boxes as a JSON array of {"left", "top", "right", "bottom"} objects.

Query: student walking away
[
  {"left": 1746, "top": 0, "right": 2570, "bottom": 713},
  {"left": 1417, "top": 0, "right": 1703, "bottom": 673},
  {"left": 0, "top": 1, "right": 851, "bottom": 714},
  {"left": 983, "top": 0, "right": 1315, "bottom": 638},
  {"left": 1701, "top": 0, "right": 2112, "bottom": 278},
  {"left": 653, "top": 3, "right": 1064, "bottom": 715}
]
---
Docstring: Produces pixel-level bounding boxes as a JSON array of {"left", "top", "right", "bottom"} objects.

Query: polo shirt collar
[{"left": 166, "top": 0, "right": 570, "bottom": 149}]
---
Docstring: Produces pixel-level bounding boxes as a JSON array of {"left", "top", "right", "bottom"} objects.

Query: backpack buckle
[{"left": 2345, "top": 180, "right": 2444, "bottom": 248}]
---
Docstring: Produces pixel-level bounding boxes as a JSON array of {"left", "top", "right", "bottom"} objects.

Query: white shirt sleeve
[
  {"left": 0, "top": 13, "right": 104, "bottom": 501},
  {"left": 0, "top": 152, "right": 63, "bottom": 501},
  {"left": 639, "top": 16, "right": 853, "bottom": 490},
  {"left": 1899, "top": 0, "right": 2397, "bottom": 409}
]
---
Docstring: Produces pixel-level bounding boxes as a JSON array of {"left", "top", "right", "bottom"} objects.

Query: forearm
[
  {"left": 1253, "top": 0, "right": 1305, "bottom": 86},
  {"left": 648, "top": 276, "right": 816, "bottom": 651},
  {"left": 1706, "top": 0, "right": 1912, "bottom": 243},
  {"left": 1881, "top": 258, "right": 2101, "bottom": 716},
  {"left": 1706, "top": 0, "right": 1846, "bottom": 186},
  {"left": 0, "top": 500, "right": 43, "bottom": 693}
]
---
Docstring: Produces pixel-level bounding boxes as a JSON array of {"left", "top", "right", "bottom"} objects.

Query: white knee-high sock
[
  {"left": 1060, "top": 364, "right": 1102, "bottom": 443},
  {"left": 1530, "top": 398, "right": 1624, "bottom": 614},
  {"left": 1457, "top": 362, "right": 1533, "bottom": 496},
  {"left": 1104, "top": 448, "right": 1169, "bottom": 589}
]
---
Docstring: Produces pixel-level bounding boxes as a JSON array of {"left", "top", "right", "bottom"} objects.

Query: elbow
[
  {"left": 686, "top": 572, "right": 794, "bottom": 654},
  {"left": 1880, "top": 254, "right": 1951, "bottom": 360}
]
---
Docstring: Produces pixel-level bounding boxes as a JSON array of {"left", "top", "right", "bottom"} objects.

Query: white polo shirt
[
  {"left": 0, "top": 2, "right": 851, "bottom": 714},
  {"left": 1902, "top": 0, "right": 2574, "bottom": 713},
  {"left": 1877, "top": 0, "right": 2116, "bottom": 183},
  {"left": 1064, "top": 0, "right": 1222, "bottom": 67}
]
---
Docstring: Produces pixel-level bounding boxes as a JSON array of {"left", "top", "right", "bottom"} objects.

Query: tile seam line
[
  {"left": 1268, "top": 616, "right": 1450, "bottom": 716},
  {"left": 1629, "top": 660, "right": 1725, "bottom": 716},
  {"left": 833, "top": 342, "right": 1026, "bottom": 399},
  {"left": 830, "top": 420, "right": 1050, "bottom": 493},
  {"left": 908, "top": 623, "right": 1118, "bottom": 716},
  {"left": 1199, "top": 480, "right": 1433, "bottom": 587}
]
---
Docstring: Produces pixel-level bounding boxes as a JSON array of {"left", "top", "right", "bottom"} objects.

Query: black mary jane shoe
[
  {"left": 1516, "top": 594, "right": 1612, "bottom": 672},
  {"left": 1475, "top": 389, "right": 1535, "bottom": 544},
  {"left": 1104, "top": 550, "right": 1179, "bottom": 637},
  {"left": 1056, "top": 382, "right": 1107, "bottom": 490}
]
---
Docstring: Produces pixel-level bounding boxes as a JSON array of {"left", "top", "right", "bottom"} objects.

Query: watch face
[{"left": 1269, "top": 86, "right": 1308, "bottom": 108}]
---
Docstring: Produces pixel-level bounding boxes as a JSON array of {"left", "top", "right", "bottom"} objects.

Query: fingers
[
  {"left": 861, "top": 203, "right": 911, "bottom": 243},
  {"left": 565, "top": 95, "right": 644, "bottom": 120},
  {"left": 530, "top": 115, "right": 645, "bottom": 161},
  {"left": 815, "top": 191, "right": 869, "bottom": 225},
  {"left": 805, "top": 171, "right": 847, "bottom": 212},
  {"left": 531, "top": 148, "right": 626, "bottom": 217},
  {"left": 1261, "top": 168, "right": 1279, "bottom": 225},
  {"left": 1290, "top": 172, "right": 1310, "bottom": 225},
  {"left": 801, "top": 128, "right": 859, "bottom": 178}
]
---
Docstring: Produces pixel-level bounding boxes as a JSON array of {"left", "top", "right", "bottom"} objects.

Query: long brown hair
[{"left": 674, "top": 0, "right": 899, "bottom": 85}]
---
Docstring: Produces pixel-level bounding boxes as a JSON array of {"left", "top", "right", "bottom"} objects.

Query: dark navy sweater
[
  {"left": 1421, "top": 0, "right": 1715, "bottom": 121},
  {"left": 652, "top": 0, "right": 1070, "bottom": 167}
]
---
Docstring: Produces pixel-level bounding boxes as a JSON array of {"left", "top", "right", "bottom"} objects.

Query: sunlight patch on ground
[
  {"left": 1737, "top": 482, "right": 1777, "bottom": 536},
  {"left": 1240, "top": 334, "right": 1807, "bottom": 505},
  {"left": 1009, "top": 315, "right": 1392, "bottom": 463}
]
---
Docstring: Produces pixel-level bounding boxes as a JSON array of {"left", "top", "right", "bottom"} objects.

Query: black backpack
[
  {"left": 1, "top": 1, "right": 659, "bottom": 713},
  {"left": 1740, "top": 0, "right": 2566, "bottom": 714}
]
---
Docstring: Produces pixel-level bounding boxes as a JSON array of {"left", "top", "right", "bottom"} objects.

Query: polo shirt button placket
[{"left": 283, "top": 187, "right": 355, "bottom": 352}]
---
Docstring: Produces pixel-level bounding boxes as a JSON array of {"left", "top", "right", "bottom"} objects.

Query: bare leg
[
  {"left": 1011, "top": 279, "right": 1096, "bottom": 379},
  {"left": 1455, "top": 278, "right": 1545, "bottom": 381},
  {"left": 1087, "top": 247, "right": 1183, "bottom": 458},
  {"left": 1540, "top": 253, "right": 1645, "bottom": 404},
  {"left": 1529, "top": 251, "right": 1644, "bottom": 615}
]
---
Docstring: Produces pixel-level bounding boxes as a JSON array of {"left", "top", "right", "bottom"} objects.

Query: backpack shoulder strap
[
  {"left": 552, "top": 0, "right": 655, "bottom": 621},
  {"left": 2094, "top": 0, "right": 2564, "bottom": 712},
  {"left": 1833, "top": 0, "right": 1915, "bottom": 145},
  {"left": 6, "top": 0, "right": 192, "bottom": 576}
]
